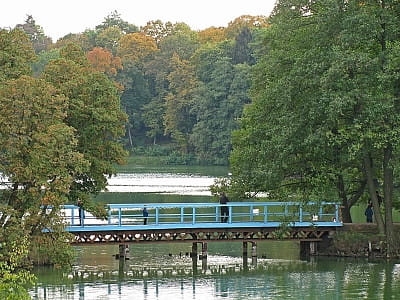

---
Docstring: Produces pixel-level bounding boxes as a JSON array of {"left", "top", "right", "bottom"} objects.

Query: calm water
[
  {"left": 29, "top": 169, "right": 400, "bottom": 299},
  {"left": 30, "top": 242, "right": 400, "bottom": 300}
]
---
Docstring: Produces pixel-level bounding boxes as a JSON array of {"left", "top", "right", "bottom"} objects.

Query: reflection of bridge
[{"left": 63, "top": 202, "right": 342, "bottom": 259}]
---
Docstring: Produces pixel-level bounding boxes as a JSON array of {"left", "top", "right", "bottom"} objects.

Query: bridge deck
[
  {"left": 64, "top": 201, "right": 342, "bottom": 230},
  {"left": 66, "top": 221, "right": 340, "bottom": 232},
  {"left": 62, "top": 202, "right": 342, "bottom": 244}
]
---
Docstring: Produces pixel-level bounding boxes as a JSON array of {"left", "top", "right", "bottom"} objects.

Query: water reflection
[
  {"left": 31, "top": 243, "right": 400, "bottom": 300},
  {"left": 29, "top": 170, "right": 400, "bottom": 299}
]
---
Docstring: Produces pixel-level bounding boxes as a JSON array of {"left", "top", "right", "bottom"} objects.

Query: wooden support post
[
  {"left": 310, "top": 241, "right": 317, "bottom": 255},
  {"left": 201, "top": 242, "right": 208, "bottom": 271},
  {"left": 300, "top": 241, "right": 317, "bottom": 258},
  {"left": 243, "top": 242, "right": 248, "bottom": 270},
  {"left": 300, "top": 241, "right": 309, "bottom": 258},
  {"left": 117, "top": 244, "right": 129, "bottom": 259},
  {"left": 192, "top": 242, "right": 198, "bottom": 274},
  {"left": 251, "top": 241, "right": 257, "bottom": 266}
]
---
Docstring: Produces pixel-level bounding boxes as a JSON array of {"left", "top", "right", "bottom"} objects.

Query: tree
[
  {"left": 230, "top": 0, "right": 400, "bottom": 255},
  {"left": 87, "top": 47, "right": 122, "bottom": 76},
  {"left": 95, "top": 26, "right": 123, "bottom": 54},
  {"left": 15, "top": 15, "right": 52, "bottom": 53},
  {"left": 191, "top": 43, "right": 251, "bottom": 164},
  {"left": 164, "top": 54, "right": 198, "bottom": 153},
  {"left": 0, "top": 75, "right": 86, "bottom": 298},
  {"left": 52, "top": 32, "right": 94, "bottom": 51},
  {"left": 42, "top": 43, "right": 128, "bottom": 201},
  {"left": 198, "top": 27, "right": 226, "bottom": 44},
  {"left": 0, "top": 29, "right": 36, "bottom": 82},
  {"left": 32, "top": 48, "right": 60, "bottom": 76},
  {"left": 95, "top": 10, "right": 138, "bottom": 34},
  {"left": 231, "top": 26, "right": 255, "bottom": 65},
  {"left": 318, "top": 0, "right": 400, "bottom": 254},
  {"left": 0, "top": 218, "right": 36, "bottom": 299},
  {"left": 141, "top": 20, "right": 175, "bottom": 44},
  {"left": 159, "top": 23, "right": 200, "bottom": 60},
  {"left": 225, "top": 15, "right": 269, "bottom": 39},
  {"left": 117, "top": 32, "right": 158, "bottom": 64},
  {"left": 0, "top": 25, "right": 128, "bottom": 298},
  {"left": 142, "top": 96, "right": 165, "bottom": 145}
]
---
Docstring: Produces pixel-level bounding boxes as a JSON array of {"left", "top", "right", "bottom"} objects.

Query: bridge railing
[{"left": 63, "top": 202, "right": 341, "bottom": 227}]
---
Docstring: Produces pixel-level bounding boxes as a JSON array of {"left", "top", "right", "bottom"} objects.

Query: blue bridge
[{"left": 63, "top": 202, "right": 342, "bottom": 251}]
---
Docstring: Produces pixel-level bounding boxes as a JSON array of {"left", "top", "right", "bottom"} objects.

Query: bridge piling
[
  {"left": 192, "top": 242, "right": 198, "bottom": 274},
  {"left": 201, "top": 242, "right": 208, "bottom": 271},
  {"left": 300, "top": 241, "right": 318, "bottom": 257},
  {"left": 251, "top": 242, "right": 257, "bottom": 266},
  {"left": 243, "top": 242, "right": 248, "bottom": 269},
  {"left": 117, "top": 244, "right": 129, "bottom": 260}
]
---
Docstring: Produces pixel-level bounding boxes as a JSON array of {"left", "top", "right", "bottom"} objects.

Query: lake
[{"left": 29, "top": 168, "right": 400, "bottom": 299}]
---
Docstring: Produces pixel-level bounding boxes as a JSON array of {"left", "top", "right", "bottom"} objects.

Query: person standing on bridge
[
  {"left": 143, "top": 206, "right": 149, "bottom": 225},
  {"left": 77, "top": 199, "right": 85, "bottom": 226},
  {"left": 219, "top": 192, "right": 229, "bottom": 223},
  {"left": 365, "top": 202, "right": 373, "bottom": 223}
]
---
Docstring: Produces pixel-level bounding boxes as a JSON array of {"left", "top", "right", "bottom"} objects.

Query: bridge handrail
[{"left": 62, "top": 201, "right": 341, "bottom": 227}]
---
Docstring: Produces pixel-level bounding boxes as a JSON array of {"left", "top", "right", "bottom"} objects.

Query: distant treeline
[{"left": 16, "top": 12, "right": 270, "bottom": 165}]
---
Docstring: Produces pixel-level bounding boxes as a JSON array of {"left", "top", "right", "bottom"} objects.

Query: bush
[{"left": 332, "top": 231, "right": 378, "bottom": 256}]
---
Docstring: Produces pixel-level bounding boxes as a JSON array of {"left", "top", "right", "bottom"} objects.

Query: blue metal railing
[{"left": 62, "top": 202, "right": 341, "bottom": 227}]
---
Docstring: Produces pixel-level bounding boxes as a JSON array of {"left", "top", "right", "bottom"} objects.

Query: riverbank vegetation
[{"left": 228, "top": 0, "right": 400, "bottom": 257}]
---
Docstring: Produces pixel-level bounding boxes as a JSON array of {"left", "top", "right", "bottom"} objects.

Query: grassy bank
[{"left": 114, "top": 155, "right": 229, "bottom": 176}]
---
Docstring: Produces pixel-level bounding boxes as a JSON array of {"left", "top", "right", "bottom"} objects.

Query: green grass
[{"left": 351, "top": 204, "right": 400, "bottom": 222}]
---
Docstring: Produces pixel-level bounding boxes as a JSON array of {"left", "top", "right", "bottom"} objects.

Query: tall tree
[
  {"left": 230, "top": 0, "right": 400, "bottom": 255},
  {"left": 15, "top": 15, "right": 52, "bottom": 53},
  {"left": 191, "top": 43, "right": 251, "bottom": 164},
  {"left": 0, "top": 29, "right": 36, "bottom": 82},
  {"left": 164, "top": 54, "right": 198, "bottom": 153},
  {"left": 141, "top": 20, "right": 175, "bottom": 44},
  {"left": 87, "top": 47, "right": 122, "bottom": 76},
  {"left": 95, "top": 10, "right": 138, "bottom": 34},
  {"left": 42, "top": 43, "right": 128, "bottom": 203},
  {"left": 0, "top": 74, "right": 85, "bottom": 276}
]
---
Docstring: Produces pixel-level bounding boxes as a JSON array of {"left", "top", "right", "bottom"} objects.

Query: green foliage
[
  {"left": 29, "top": 231, "right": 74, "bottom": 268},
  {"left": 32, "top": 48, "right": 60, "bottom": 76},
  {"left": 15, "top": 15, "right": 52, "bottom": 53},
  {"left": 332, "top": 231, "right": 382, "bottom": 256},
  {"left": 95, "top": 10, "right": 138, "bottom": 34},
  {"left": 190, "top": 44, "right": 251, "bottom": 164},
  {"left": 228, "top": 0, "right": 400, "bottom": 252},
  {"left": 0, "top": 29, "right": 37, "bottom": 82},
  {"left": 163, "top": 54, "right": 198, "bottom": 153},
  {"left": 0, "top": 216, "right": 36, "bottom": 300},
  {"left": 210, "top": 177, "right": 231, "bottom": 198},
  {"left": 0, "top": 30, "right": 128, "bottom": 273},
  {"left": 164, "top": 151, "right": 195, "bottom": 165},
  {"left": 43, "top": 43, "right": 128, "bottom": 200},
  {"left": 229, "top": 0, "right": 400, "bottom": 207},
  {"left": 272, "top": 219, "right": 293, "bottom": 240}
]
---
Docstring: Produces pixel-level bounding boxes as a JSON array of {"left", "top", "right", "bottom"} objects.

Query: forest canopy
[{"left": 11, "top": 12, "right": 269, "bottom": 165}]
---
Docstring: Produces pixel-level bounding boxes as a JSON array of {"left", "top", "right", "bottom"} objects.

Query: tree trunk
[
  {"left": 337, "top": 174, "right": 352, "bottom": 223},
  {"left": 383, "top": 146, "right": 398, "bottom": 256},
  {"left": 128, "top": 127, "right": 134, "bottom": 151},
  {"left": 363, "top": 154, "right": 385, "bottom": 234}
]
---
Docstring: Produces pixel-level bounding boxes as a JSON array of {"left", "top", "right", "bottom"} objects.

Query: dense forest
[{"left": 20, "top": 12, "right": 269, "bottom": 165}]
